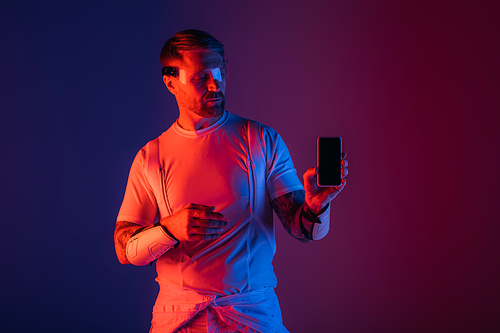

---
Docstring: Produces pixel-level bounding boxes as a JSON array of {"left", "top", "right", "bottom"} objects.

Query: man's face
[{"left": 167, "top": 50, "right": 226, "bottom": 119}]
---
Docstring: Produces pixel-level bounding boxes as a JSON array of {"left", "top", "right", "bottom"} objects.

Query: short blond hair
[{"left": 160, "top": 29, "right": 225, "bottom": 67}]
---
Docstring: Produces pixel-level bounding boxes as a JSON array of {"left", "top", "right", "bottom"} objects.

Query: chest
[{"left": 159, "top": 132, "right": 253, "bottom": 214}]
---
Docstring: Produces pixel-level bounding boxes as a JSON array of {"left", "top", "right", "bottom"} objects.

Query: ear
[{"left": 163, "top": 75, "right": 177, "bottom": 95}]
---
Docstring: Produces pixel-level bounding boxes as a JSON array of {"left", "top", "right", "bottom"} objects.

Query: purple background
[{"left": 1, "top": 1, "right": 499, "bottom": 332}]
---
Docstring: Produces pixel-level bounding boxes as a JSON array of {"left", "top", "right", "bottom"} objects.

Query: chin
[{"left": 197, "top": 104, "right": 225, "bottom": 118}]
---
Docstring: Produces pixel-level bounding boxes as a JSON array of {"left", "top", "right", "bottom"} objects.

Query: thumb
[{"left": 303, "top": 167, "right": 318, "bottom": 183}]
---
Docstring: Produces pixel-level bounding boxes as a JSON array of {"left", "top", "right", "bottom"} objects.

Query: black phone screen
[{"left": 317, "top": 137, "right": 342, "bottom": 187}]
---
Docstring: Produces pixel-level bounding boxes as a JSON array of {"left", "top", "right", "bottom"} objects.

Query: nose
[{"left": 206, "top": 74, "right": 222, "bottom": 92}]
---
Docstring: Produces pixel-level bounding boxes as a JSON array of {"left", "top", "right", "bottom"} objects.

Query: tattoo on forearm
[
  {"left": 114, "top": 221, "right": 142, "bottom": 259},
  {"left": 272, "top": 190, "right": 304, "bottom": 221},
  {"left": 271, "top": 190, "right": 312, "bottom": 243}
]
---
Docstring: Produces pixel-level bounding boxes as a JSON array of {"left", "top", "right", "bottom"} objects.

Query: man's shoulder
[
  {"left": 133, "top": 130, "right": 169, "bottom": 163},
  {"left": 227, "top": 112, "right": 279, "bottom": 137},
  {"left": 141, "top": 123, "right": 176, "bottom": 150},
  {"left": 138, "top": 136, "right": 160, "bottom": 155}
]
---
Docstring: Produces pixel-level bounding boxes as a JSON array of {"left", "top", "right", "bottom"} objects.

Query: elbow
[
  {"left": 114, "top": 242, "right": 131, "bottom": 265},
  {"left": 117, "top": 255, "right": 131, "bottom": 265},
  {"left": 116, "top": 252, "right": 147, "bottom": 266},
  {"left": 298, "top": 237, "right": 313, "bottom": 244},
  {"left": 116, "top": 249, "right": 131, "bottom": 265}
]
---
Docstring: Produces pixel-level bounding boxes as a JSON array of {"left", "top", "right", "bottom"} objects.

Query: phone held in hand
[{"left": 317, "top": 137, "right": 342, "bottom": 187}]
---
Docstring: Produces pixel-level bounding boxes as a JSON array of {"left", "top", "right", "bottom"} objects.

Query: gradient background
[{"left": 1, "top": 1, "right": 499, "bottom": 332}]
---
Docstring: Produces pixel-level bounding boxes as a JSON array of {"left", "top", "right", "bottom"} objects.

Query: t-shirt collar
[{"left": 173, "top": 111, "right": 229, "bottom": 138}]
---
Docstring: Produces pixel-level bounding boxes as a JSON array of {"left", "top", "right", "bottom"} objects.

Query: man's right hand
[{"left": 160, "top": 203, "right": 228, "bottom": 242}]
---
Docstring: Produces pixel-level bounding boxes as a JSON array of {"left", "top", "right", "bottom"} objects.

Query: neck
[{"left": 177, "top": 111, "right": 223, "bottom": 131}]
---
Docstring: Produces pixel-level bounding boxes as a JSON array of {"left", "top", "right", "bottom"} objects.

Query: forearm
[
  {"left": 115, "top": 220, "right": 179, "bottom": 266},
  {"left": 114, "top": 221, "right": 147, "bottom": 264},
  {"left": 272, "top": 190, "right": 331, "bottom": 242},
  {"left": 283, "top": 202, "right": 315, "bottom": 243},
  {"left": 272, "top": 191, "right": 312, "bottom": 243}
]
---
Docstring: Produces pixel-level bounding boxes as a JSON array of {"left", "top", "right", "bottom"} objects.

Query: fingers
[
  {"left": 190, "top": 226, "right": 224, "bottom": 239},
  {"left": 304, "top": 151, "right": 349, "bottom": 184},
  {"left": 335, "top": 178, "right": 347, "bottom": 191},
  {"left": 186, "top": 203, "right": 215, "bottom": 211},
  {"left": 341, "top": 165, "right": 349, "bottom": 178},
  {"left": 341, "top": 153, "right": 348, "bottom": 167},
  {"left": 162, "top": 203, "right": 230, "bottom": 242},
  {"left": 190, "top": 214, "right": 228, "bottom": 240},
  {"left": 186, "top": 203, "right": 228, "bottom": 240},
  {"left": 341, "top": 152, "right": 348, "bottom": 178},
  {"left": 338, "top": 152, "right": 348, "bottom": 186},
  {"left": 187, "top": 223, "right": 227, "bottom": 241},
  {"left": 191, "top": 209, "right": 225, "bottom": 221},
  {"left": 194, "top": 218, "right": 228, "bottom": 226}
]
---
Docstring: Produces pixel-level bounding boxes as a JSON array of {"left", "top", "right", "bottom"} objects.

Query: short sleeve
[
  {"left": 116, "top": 147, "right": 158, "bottom": 226},
  {"left": 262, "top": 127, "right": 304, "bottom": 200}
]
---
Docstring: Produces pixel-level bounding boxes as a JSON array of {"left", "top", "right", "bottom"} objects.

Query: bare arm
[
  {"left": 271, "top": 190, "right": 318, "bottom": 243},
  {"left": 274, "top": 155, "right": 349, "bottom": 242},
  {"left": 114, "top": 221, "right": 148, "bottom": 264},
  {"left": 114, "top": 204, "right": 228, "bottom": 265}
]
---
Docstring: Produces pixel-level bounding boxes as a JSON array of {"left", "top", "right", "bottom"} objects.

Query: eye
[{"left": 191, "top": 74, "right": 209, "bottom": 83}]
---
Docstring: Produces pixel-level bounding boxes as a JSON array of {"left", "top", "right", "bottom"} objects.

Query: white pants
[{"left": 149, "top": 286, "right": 288, "bottom": 333}]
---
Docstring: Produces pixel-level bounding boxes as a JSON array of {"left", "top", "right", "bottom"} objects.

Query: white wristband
[
  {"left": 311, "top": 205, "right": 330, "bottom": 240},
  {"left": 126, "top": 226, "right": 178, "bottom": 266}
]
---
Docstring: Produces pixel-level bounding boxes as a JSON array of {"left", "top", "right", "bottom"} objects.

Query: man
[{"left": 114, "top": 29, "right": 348, "bottom": 333}]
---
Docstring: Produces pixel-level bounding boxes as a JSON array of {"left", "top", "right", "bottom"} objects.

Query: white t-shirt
[{"left": 117, "top": 111, "right": 303, "bottom": 295}]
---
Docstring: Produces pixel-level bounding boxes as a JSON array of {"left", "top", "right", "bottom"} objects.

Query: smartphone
[{"left": 317, "top": 137, "right": 342, "bottom": 187}]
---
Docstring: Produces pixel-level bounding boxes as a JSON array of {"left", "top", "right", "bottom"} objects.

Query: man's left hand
[{"left": 303, "top": 152, "right": 348, "bottom": 214}]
